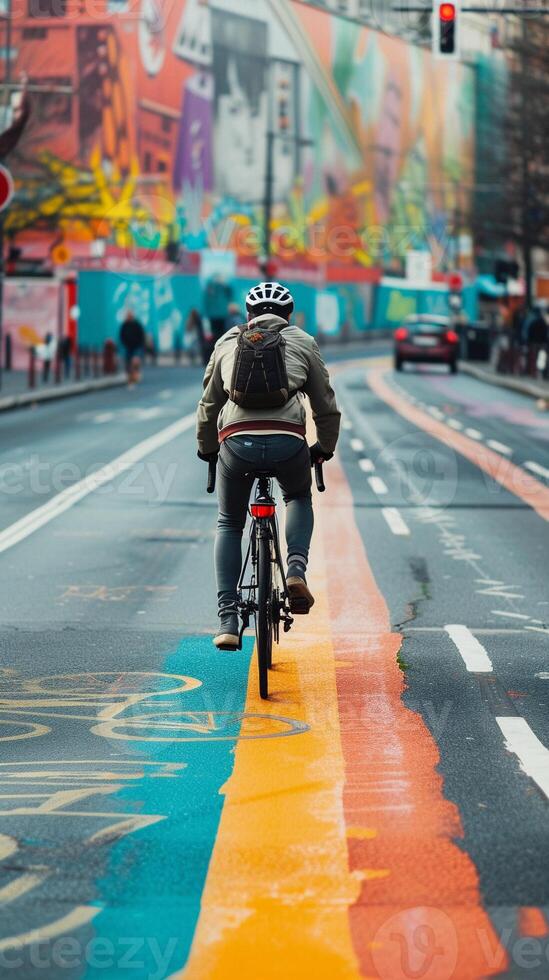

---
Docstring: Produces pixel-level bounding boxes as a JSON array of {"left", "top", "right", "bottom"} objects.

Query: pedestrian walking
[
  {"left": 526, "top": 305, "right": 548, "bottom": 378},
  {"left": 184, "top": 309, "right": 204, "bottom": 365},
  {"left": 36, "top": 332, "right": 57, "bottom": 383},
  {"left": 145, "top": 332, "right": 157, "bottom": 366},
  {"left": 119, "top": 309, "right": 146, "bottom": 383},
  {"left": 203, "top": 275, "right": 232, "bottom": 343},
  {"left": 59, "top": 335, "right": 72, "bottom": 379}
]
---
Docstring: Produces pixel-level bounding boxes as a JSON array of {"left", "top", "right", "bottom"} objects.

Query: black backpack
[{"left": 229, "top": 325, "right": 291, "bottom": 409}]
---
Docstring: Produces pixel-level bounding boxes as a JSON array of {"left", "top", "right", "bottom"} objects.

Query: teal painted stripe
[{"left": 84, "top": 634, "right": 254, "bottom": 980}]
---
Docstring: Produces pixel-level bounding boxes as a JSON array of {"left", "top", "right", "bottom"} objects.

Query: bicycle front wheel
[{"left": 256, "top": 531, "right": 273, "bottom": 699}]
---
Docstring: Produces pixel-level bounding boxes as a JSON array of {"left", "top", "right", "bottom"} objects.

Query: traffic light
[{"left": 432, "top": 1, "right": 460, "bottom": 59}]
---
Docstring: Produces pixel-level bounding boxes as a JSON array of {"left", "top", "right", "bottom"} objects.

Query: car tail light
[
  {"left": 394, "top": 327, "right": 409, "bottom": 341},
  {"left": 250, "top": 503, "right": 276, "bottom": 518},
  {"left": 446, "top": 330, "right": 459, "bottom": 343}
]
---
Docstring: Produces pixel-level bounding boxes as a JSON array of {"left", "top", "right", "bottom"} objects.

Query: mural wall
[{"left": 5, "top": 0, "right": 475, "bottom": 274}]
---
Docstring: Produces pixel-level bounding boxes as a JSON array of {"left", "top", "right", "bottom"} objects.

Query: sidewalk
[
  {"left": 461, "top": 361, "right": 549, "bottom": 404},
  {"left": 0, "top": 369, "right": 127, "bottom": 413}
]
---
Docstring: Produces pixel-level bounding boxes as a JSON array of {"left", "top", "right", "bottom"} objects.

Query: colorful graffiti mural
[{"left": 4, "top": 0, "right": 475, "bottom": 272}]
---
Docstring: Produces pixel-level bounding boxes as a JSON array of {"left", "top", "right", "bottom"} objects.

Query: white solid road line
[
  {"left": 382, "top": 507, "right": 410, "bottom": 536},
  {"left": 487, "top": 439, "right": 512, "bottom": 456},
  {"left": 444, "top": 624, "right": 493, "bottom": 673},
  {"left": 359, "top": 458, "right": 375, "bottom": 473},
  {"left": 350, "top": 437, "right": 365, "bottom": 452},
  {"left": 497, "top": 716, "right": 549, "bottom": 800},
  {"left": 465, "top": 428, "right": 483, "bottom": 440},
  {"left": 368, "top": 475, "right": 388, "bottom": 495},
  {"left": 0, "top": 413, "right": 196, "bottom": 555},
  {"left": 525, "top": 461, "right": 549, "bottom": 480}
]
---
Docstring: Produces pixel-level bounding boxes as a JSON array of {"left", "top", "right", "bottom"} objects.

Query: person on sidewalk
[
  {"left": 119, "top": 310, "right": 146, "bottom": 382},
  {"left": 59, "top": 335, "right": 72, "bottom": 380},
  {"left": 526, "top": 305, "right": 548, "bottom": 378},
  {"left": 185, "top": 309, "right": 208, "bottom": 365},
  {"left": 203, "top": 275, "right": 232, "bottom": 343},
  {"left": 36, "top": 332, "right": 57, "bottom": 384}
]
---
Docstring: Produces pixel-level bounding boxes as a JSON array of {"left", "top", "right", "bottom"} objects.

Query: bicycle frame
[{"left": 236, "top": 476, "right": 294, "bottom": 650}]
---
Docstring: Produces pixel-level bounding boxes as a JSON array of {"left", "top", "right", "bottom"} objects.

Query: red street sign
[
  {"left": 0, "top": 164, "right": 14, "bottom": 212},
  {"left": 449, "top": 272, "right": 463, "bottom": 292}
]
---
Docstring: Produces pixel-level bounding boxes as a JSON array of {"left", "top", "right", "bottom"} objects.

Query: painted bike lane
[
  {"left": 0, "top": 411, "right": 510, "bottom": 979},
  {"left": 176, "top": 448, "right": 505, "bottom": 980}
]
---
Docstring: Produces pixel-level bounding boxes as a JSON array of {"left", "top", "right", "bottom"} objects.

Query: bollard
[
  {"left": 28, "top": 347, "right": 36, "bottom": 389},
  {"left": 54, "top": 344, "right": 62, "bottom": 384},
  {"left": 103, "top": 339, "right": 117, "bottom": 375}
]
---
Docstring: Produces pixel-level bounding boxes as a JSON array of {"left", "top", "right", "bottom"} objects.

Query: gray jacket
[{"left": 196, "top": 314, "right": 341, "bottom": 456}]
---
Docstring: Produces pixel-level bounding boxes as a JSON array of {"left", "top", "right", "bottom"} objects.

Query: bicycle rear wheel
[{"left": 256, "top": 531, "right": 273, "bottom": 699}]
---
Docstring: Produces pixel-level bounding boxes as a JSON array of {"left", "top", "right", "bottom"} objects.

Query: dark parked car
[{"left": 394, "top": 315, "right": 459, "bottom": 373}]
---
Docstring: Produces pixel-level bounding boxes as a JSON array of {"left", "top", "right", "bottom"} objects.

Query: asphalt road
[{"left": 1, "top": 355, "right": 549, "bottom": 979}]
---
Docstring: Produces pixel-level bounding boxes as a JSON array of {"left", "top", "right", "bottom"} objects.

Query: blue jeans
[{"left": 215, "top": 435, "right": 313, "bottom": 614}]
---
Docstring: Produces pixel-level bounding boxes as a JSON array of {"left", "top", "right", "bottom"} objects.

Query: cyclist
[{"left": 197, "top": 281, "right": 341, "bottom": 650}]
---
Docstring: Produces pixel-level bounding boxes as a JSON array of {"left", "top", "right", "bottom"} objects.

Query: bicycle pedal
[{"left": 289, "top": 598, "right": 311, "bottom": 615}]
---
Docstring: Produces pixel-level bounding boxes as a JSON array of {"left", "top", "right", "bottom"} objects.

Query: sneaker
[
  {"left": 286, "top": 574, "right": 315, "bottom": 615},
  {"left": 214, "top": 611, "right": 240, "bottom": 650}
]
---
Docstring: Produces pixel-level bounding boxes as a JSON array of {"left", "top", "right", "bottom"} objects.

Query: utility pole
[{"left": 520, "top": 15, "right": 533, "bottom": 307}]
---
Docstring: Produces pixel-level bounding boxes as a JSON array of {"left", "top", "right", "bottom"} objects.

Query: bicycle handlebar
[
  {"left": 207, "top": 457, "right": 217, "bottom": 494},
  {"left": 205, "top": 454, "right": 326, "bottom": 493},
  {"left": 314, "top": 461, "right": 325, "bottom": 493}
]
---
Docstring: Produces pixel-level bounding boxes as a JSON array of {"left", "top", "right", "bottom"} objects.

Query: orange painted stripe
[
  {"left": 180, "top": 517, "right": 362, "bottom": 977},
  {"left": 367, "top": 366, "right": 549, "bottom": 522},
  {"left": 317, "top": 453, "right": 508, "bottom": 979},
  {"left": 519, "top": 907, "right": 549, "bottom": 938}
]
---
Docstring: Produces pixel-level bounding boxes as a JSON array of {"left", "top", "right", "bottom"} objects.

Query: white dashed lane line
[
  {"left": 491, "top": 610, "right": 531, "bottom": 621},
  {"left": 487, "top": 439, "right": 512, "bottom": 456},
  {"left": 465, "top": 428, "right": 483, "bottom": 440},
  {"left": 342, "top": 420, "right": 353, "bottom": 431},
  {"left": 444, "top": 625, "right": 493, "bottom": 673},
  {"left": 525, "top": 461, "right": 549, "bottom": 480},
  {"left": 367, "top": 475, "right": 388, "bottom": 495},
  {"left": 350, "top": 437, "right": 365, "bottom": 453},
  {"left": 427, "top": 406, "right": 445, "bottom": 420},
  {"left": 447, "top": 419, "right": 463, "bottom": 430},
  {"left": 382, "top": 507, "right": 410, "bottom": 536},
  {"left": 497, "top": 717, "right": 549, "bottom": 801},
  {"left": 442, "top": 623, "right": 549, "bottom": 800},
  {"left": 358, "top": 458, "right": 375, "bottom": 473}
]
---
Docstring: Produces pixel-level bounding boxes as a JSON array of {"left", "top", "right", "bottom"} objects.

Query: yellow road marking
[{"left": 180, "top": 510, "right": 361, "bottom": 979}]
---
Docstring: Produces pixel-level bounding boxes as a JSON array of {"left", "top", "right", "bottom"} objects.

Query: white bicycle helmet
[{"left": 245, "top": 281, "right": 294, "bottom": 318}]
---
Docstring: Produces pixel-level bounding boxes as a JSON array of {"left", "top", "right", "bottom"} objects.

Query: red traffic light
[{"left": 439, "top": 2, "right": 456, "bottom": 20}]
